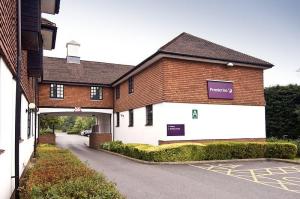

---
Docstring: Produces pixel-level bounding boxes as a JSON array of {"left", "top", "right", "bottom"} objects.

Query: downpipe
[{"left": 14, "top": 0, "right": 22, "bottom": 198}]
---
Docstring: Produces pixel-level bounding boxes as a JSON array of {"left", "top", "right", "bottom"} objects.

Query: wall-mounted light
[
  {"left": 26, "top": 103, "right": 37, "bottom": 113},
  {"left": 227, "top": 62, "right": 234, "bottom": 67}
]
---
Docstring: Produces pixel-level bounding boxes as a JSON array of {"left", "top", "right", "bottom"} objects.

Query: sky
[{"left": 43, "top": 0, "right": 300, "bottom": 87}]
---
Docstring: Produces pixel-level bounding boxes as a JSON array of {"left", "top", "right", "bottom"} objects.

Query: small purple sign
[
  {"left": 207, "top": 81, "right": 234, "bottom": 99},
  {"left": 167, "top": 124, "right": 185, "bottom": 136}
]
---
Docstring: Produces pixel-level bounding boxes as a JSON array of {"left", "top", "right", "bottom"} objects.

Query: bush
[
  {"left": 267, "top": 138, "right": 300, "bottom": 156},
  {"left": 204, "top": 142, "right": 266, "bottom": 160},
  {"left": 67, "top": 128, "right": 80, "bottom": 134},
  {"left": 265, "top": 143, "right": 297, "bottom": 159},
  {"left": 21, "top": 144, "right": 124, "bottom": 199},
  {"left": 265, "top": 85, "right": 300, "bottom": 139},
  {"left": 100, "top": 141, "right": 298, "bottom": 162},
  {"left": 39, "top": 128, "right": 53, "bottom": 136}
]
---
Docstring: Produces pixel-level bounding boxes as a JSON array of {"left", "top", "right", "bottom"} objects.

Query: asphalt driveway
[{"left": 56, "top": 133, "right": 300, "bottom": 199}]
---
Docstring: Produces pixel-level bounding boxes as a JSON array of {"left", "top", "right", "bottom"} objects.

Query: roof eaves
[
  {"left": 158, "top": 50, "right": 274, "bottom": 68},
  {"left": 112, "top": 51, "right": 161, "bottom": 85},
  {"left": 41, "top": 21, "right": 57, "bottom": 49}
]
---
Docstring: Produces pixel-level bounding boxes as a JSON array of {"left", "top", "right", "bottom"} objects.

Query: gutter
[{"left": 14, "top": 0, "right": 22, "bottom": 198}]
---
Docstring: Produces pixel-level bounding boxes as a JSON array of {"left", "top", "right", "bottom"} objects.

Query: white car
[{"left": 80, "top": 130, "right": 92, "bottom": 136}]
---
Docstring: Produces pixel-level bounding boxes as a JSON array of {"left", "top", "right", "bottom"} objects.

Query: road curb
[{"left": 92, "top": 147, "right": 300, "bottom": 165}]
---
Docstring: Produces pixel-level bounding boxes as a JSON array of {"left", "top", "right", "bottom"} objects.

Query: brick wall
[
  {"left": 163, "top": 58, "right": 265, "bottom": 106},
  {"left": 0, "top": 1, "right": 36, "bottom": 103},
  {"left": 21, "top": 50, "right": 35, "bottom": 102},
  {"left": 114, "top": 58, "right": 265, "bottom": 112},
  {"left": 38, "top": 83, "right": 114, "bottom": 108},
  {"left": 0, "top": 0, "right": 17, "bottom": 74},
  {"left": 114, "top": 59, "right": 165, "bottom": 112}
]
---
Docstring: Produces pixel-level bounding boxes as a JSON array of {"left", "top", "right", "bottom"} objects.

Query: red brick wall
[
  {"left": 163, "top": 58, "right": 265, "bottom": 106},
  {"left": 21, "top": 50, "right": 35, "bottom": 102},
  {"left": 114, "top": 59, "right": 165, "bottom": 112},
  {"left": 38, "top": 83, "right": 113, "bottom": 108},
  {"left": 0, "top": 0, "right": 17, "bottom": 74},
  {"left": 114, "top": 58, "right": 265, "bottom": 112},
  {"left": 0, "top": 1, "right": 36, "bottom": 103},
  {"left": 89, "top": 133, "right": 112, "bottom": 149}
]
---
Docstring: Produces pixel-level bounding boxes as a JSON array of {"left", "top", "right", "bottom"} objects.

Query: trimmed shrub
[
  {"left": 149, "top": 143, "right": 206, "bottom": 162},
  {"left": 21, "top": 144, "right": 124, "bottom": 199},
  {"left": 204, "top": 142, "right": 267, "bottom": 160},
  {"left": 265, "top": 143, "right": 297, "bottom": 159},
  {"left": 267, "top": 138, "right": 300, "bottom": 157},
  {"left": 100, "top": 141, "right": 297, "bottom": 162}
]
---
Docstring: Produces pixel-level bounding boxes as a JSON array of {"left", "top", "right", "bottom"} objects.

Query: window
[
  {"left": 116, "top": 112, "right": 120, "bottom": 127},
  {"left": 128, "top": 77, "right": 134, "bottom": 94},
  {"left": 27, "top": 109, "right": 32, "bottom": 139},
  {"left": 116, "top": 85, "right": 120, "bottom": 99},
  {"left": 91, "top": 86, "right": 103, "bottom": 100},
  {"left": 146, "top": 105, "right": 153, "bottom": 126},
  {"left": 50, "top": 84, "right": 64, "bottom": 98},
  {"left": 129, "top": 109, "right": 134, "bottom": 127}
]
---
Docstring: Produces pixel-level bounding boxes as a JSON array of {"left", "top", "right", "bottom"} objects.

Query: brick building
[
  {"left": 40, "top": 32, "right": 273, "bottom": 146},
  {"left": 0, "top": 0, "right": 60, "bottom": 198}
]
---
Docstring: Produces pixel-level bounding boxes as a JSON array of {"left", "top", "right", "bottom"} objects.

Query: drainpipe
[
  {"left": 34, "top": 78, "right": 38, "bottom": 157},
  {"left": 112, "top": 87, "right": 115, "bottom": 141},
  {"left": 14, "top": 0, "right": 22, "bottom": 198}
]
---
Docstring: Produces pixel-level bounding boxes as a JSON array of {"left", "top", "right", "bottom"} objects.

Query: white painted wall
[
  {"left": 0, "top": 57, "right": 16, "bottom": 199},
  {"left": 19, "top": 94, "right": 35, "bottom": 175},
  {"left": 114, "top": 102, "right": 266, "bottom": 145},
  {"left": 96, "top": 114, "right": 111, "bottom": 133},
  {"left": 0, "top": 57, "right": 36, "bottom": 199}
]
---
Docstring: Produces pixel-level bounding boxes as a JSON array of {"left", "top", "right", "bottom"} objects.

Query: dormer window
[
  {"left": 91, "top": 86, "right": 103, "bottom": 100},
  {"left": 50, "top": 84, "right": 64, "bottom": 99}
]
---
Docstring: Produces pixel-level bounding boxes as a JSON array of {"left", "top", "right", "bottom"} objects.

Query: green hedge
[
  {"left": 100, "top": 141, "right": 297, "bottom": 162},
  {"left": 67, "top": 129, "right": 80, "bottom": 135},
  {"left": 267, "top": 137, "right": 300, "bottom": 156},
  {"left": 21, "top": 144, "right": 124, "bottom": 199}
]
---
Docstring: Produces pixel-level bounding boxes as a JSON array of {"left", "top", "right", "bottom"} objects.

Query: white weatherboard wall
[
  {"left": 0, "top": 57, "right": 36, "bottom": 199},
  {"left": 114, "top": 102, "right": 266, "bottom": 146}
]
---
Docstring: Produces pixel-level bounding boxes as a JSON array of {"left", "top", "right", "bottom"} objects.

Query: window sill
[
  {"left": 128, "top": 125, "right": 133, "bottom": 127},
  {"left": 0, "top": 149, "right": 5, "bottom": 155},
  {"left": 50, "top": 98, "right": 64, "bottom": 100},
  {"left": 145, "top": 124, "right": 153, "bottom": 127},
  {"left": 91, "top": 99, "right": 103, "bottom": 101}
]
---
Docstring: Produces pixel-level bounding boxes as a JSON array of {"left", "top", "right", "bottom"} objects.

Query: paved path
[{"left": 56, "top": 133, "right": 300, "bottom": 199}]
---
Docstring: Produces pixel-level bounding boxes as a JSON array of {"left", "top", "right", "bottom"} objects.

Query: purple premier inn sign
[
  {"left": 207, "top": 81, "right": 234, "bottom": 99},
  {"left": 167, "top": 124, "right": 185, "bottom": 136}
]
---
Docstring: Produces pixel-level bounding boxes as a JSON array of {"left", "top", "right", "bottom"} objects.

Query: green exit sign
[{"left": 192, "top": 109, "right": 198, "bottom": 119}]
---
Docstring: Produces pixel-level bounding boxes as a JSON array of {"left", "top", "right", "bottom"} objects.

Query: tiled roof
[
  {"left": 42, "top": 57, "right": 134, "bottom": 85},
  {"left": 158, "top": 32, "right": 273, "bottom": 67}
]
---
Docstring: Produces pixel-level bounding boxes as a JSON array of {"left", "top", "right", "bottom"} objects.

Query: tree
[
  {"left": 40, "top": 115, "right": 62, "bottom": 130},
  {"left": 265, "top": 84, "right": 300, "bottom": 139}
]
